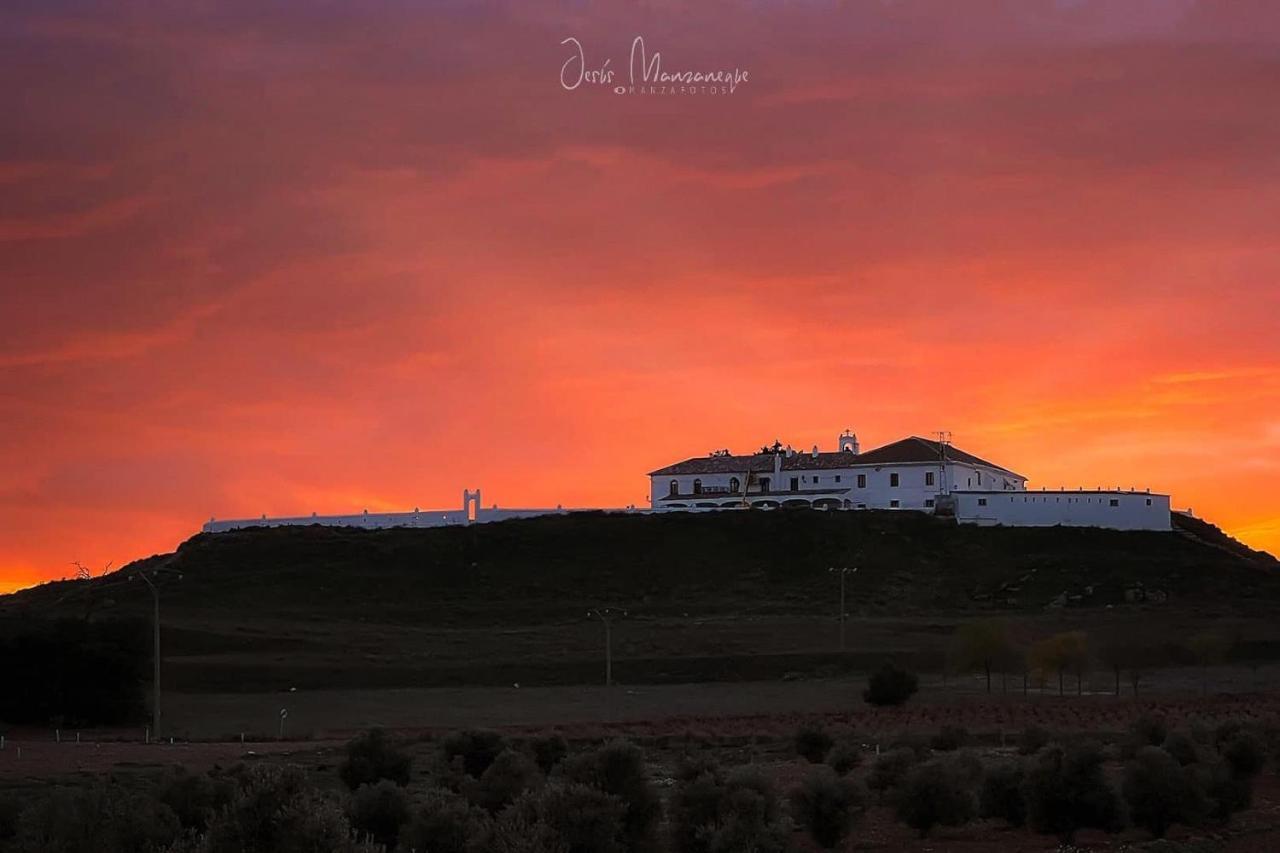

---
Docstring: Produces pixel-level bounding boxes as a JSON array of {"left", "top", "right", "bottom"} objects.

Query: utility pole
[
  {"left": 589, "top": 608, "right": 625, "bottom": 687},
  {"left": 828, "top": 567, "right": 857, "bottom": 651},
  {"left": 134, "top": 567, "right": 181, "bottom": 740}
]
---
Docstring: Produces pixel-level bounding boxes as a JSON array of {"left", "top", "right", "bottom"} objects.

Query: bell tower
[{"left": 838, "top": 429, "right": 859, "bottom": 454}]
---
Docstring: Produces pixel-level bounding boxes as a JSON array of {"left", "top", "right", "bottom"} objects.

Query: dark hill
[{"left": 6, "top": 510, "right": 1277, "bottom": 624}]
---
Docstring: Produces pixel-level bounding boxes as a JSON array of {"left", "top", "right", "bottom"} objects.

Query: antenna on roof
[{"left": 934, "top": 430, "right": 952, "bottom": 495}]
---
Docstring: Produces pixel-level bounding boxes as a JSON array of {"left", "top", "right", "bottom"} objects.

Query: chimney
[
  {"left": 773, "top": 450, "right": 782, "bottom": 479},
  {"left": 811, "top": 445, "right": 819, "bottom": 458},
  {"left": 785, "top": 444, "right": 795, "bottom": 458}
]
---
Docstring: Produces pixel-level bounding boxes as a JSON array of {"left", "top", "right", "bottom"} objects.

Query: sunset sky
[{"left": 2, "top": 0, "right": 1279, "bottom": 592}]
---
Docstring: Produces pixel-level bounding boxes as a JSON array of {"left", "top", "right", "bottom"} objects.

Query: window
[
  {"left": 729, "top": 477, "right": 740, "bottom": 493},
  {"left": 967, "top": 477, "right": 972, "bottom": 487},
  {"left": 813, "top": 475, "right": 820, "bottom": 485},
  {"left": 1109, "top": 498, "right": 1119, "bottom": 507},
  {"left": 856, "top": 474, "right": 866, "bottom": 488},
  {"left": 925, "top": 471, "right": 935, "bottom": 486},
  {"left": 889, "top": 499, "right": 900, "bottom": 508},
  {"left": 834, "top": 475, "right": 841, "bottom": 483},
  {"left": 759, "top": 477, "right": 770, "bottom": 492},
  {"left": 890, "top": 473, "right": 899, "bottom": 487},
  {"left": 668, "top": 479, "right": 678, "bottom": 497},
  {"left": 977, "top": 498, "right": 987, "bottom": 506},
  {"left": 924, "top": 498, "right": 935, "bottom": 508},
  {"left": 1146, "top": 498, "right": 1152, "bottom": 506},
  {"left": 693, "top": 479, "right": 702, "bottom": 495},
  {"left": 974, "top": 470, "right": 982, "bottom": 486},
  {"left": 790, "top": 477, "right": 800, "bottom": 492}
]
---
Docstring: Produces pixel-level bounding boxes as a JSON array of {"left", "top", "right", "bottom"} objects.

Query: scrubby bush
[
  {"left": 892, "top": 758, "right": 976, "bottom": 838},
  {"left": 1123, "top": 747, "right": 1206, "bottom": 839},
  {"left": 475, "top": 748, "right": 544, "bottom": 813},
  {"left": 979, "top": 761, "right": 1026, "bottom": 826},
  {"left": 503, "top": 783, "right": 628, "bottom": 853},
  {"left": 10, "top": 783, "right": 181, "bottom": 853},
  {"left": 863, "top": 663, "right": 918, "bottom": 707},
  {"left": 1162, "top": 732, "right": 1200, "bottom": 767},
  {"left": 560, "top": 739, "right": 661, "bottom": 851},
  {"left": 1123, "top": 714, "right": 1169, "bottom": 758},
  {"left": 789, "top": 766, "right": 866, "bottom": 848},
  {"left": 794, "top": 723, "right": 834, "bottom": 763},
  {"left": 338, "top": 728, "right": 412, "bottom": 790},
  {"left": 1222, "top": 730, "right": 1267, "bottom": 779},
  {"left": 1022, "top": 742, "right": 1123, "bottom": 842},
  {"left": 529, "top": 734, "right": 569, "bottom": 775},
  {"left": 930, "top": 725, "right": 969, "bottom": 752},
  {"left": 348, "top": 779, "right": 410, "bottom": 848},
  {"left": 399, "top": 787, "right": 492, "bottom": 853},
  {"left": 1193, "top": 758, "right": 1253, "bottom": 823},
  {"left": 669, "top": 762, "right": 789, "bottom": 853},
  {"left": 867, "top": 748, "right": 919, "bottom": 800},
  {"left": 1017, "top": 725, "right": 1052, "bottom": 756},
  {"left": 442, "top": 729, "right": 508, "bottom": 778},
  {"left": 201, "top": 764, "right": 361, "bottom": 853},
  {"left": 158, "top": 767, "right": 234, "bottom": 832},
  {"left": 825, "top": 741, "right": 862, "bottom": 776},
  {"left": 705, "top": 769, "right": 791, "bottom": 853},
  {"left": 888, "top": 732, "right": 931, "bottom": 760},
  {"left": 0, "top": 792, "right": 19, "bottom": 845}
]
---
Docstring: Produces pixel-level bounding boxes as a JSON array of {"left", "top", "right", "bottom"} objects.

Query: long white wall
[{"left": 953, "top": 489, "right": 1171, "bottom": 531}]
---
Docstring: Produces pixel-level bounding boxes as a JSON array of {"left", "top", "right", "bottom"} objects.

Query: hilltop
[{"left": 3, "top": 510, "right": 1276, "bottom": 692}]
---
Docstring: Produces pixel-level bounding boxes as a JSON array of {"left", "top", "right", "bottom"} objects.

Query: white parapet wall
[{"left": 953, "top": 489, "right": 1171, "bottom": 531}]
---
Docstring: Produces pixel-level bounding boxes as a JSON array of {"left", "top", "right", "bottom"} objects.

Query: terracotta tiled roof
[{"left": 648, "top": 436, "right": 1024, "bottom": 478}]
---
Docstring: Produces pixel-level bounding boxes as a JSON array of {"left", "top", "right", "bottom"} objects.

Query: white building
[
  {"left": 201, "top": 430, "right": 1172, "bottom": 535},
  {"left": 648, "top": 431, "right": 1170, "bottom": 531}
]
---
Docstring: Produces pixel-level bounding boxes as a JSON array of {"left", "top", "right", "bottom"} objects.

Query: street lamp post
[
  {"left": 828, "top": 567, "right": 858, "bottom": 651},
  {"left": 589, "top": 608, "right": 625, "bottom": 687},
  {"left": 134, "top": 567, "right": 180, "bottom": 739}
]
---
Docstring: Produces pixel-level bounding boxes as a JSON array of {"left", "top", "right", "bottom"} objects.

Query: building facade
[{"left": 648, "top": 432, "right": 1026, "bottom": 512}]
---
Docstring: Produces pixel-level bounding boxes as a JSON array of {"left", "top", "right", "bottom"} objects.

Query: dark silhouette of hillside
[{"left": 5, "top": 510, "right": 1276, "bottom": 624}]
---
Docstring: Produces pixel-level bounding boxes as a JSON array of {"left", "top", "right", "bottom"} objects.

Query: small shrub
[
  {"left": 668, "top": 760, "right": 726, "bottom": 853},
  {"left": 157, "top": 767, "right": 234, "bottom": 831},
  {"left": 1222, "top": 731, "right": 1267, "bottom": 779},
  {"left": 892, "top": 758, "right": 976, "bottom": 839},
  {"left": 338, "top": 728, "right": 412, "bottom": 790},
  {"left": 979, "top": 761, "right": 1026, "bottom": 827},
  {"left": 867, "top": 748, "right": 919, "bottom": 800},
  {"left": 1193, "top": 758, "right": 1253, "bottom": 823},
  {"left": 888, "top": 732, "right": 931, "bottom": 760},
  {"left": 1022, "top": 742, "right": 1123, "bottom": 842},
  {"left": 789, "top": 766, "right": 867, "bottom": 849},
  {"left": 1162, "top": 732, "right": 1200, "bottom": 767},
  {"left": 1017, "top": 725, "right": 1052, "bottom": 756},
  {"left": 1124, "top": 714, "right": 1169, "bottom": 758},
  {"left": 349, "top": 779, "right": 410, "bottom": 848},
  {"left": 794, "top": 723, "right": 834, "bottom": 764},
  {"left": 825, "top": 741, "right": 862, "bottom": 776},
  {"left": 529, "top": 734, "right": 569, "bottom": 775},
  {"left": 442, "top": 728, "right": 508, "bottom": 779},
  {"left": 11, "top": 784, "right": 181, "bottom": 853},
  {"left": 706, "top": 769, "right": 791, "bottom": 853},
  {"left": 202, "top": 764, "right": 359, "bottom": 853},
  {"left": 1123, "top": 746, "right": 1206, "bottom": 839},
  {"left": 475, "top": 748, "right": 544, "bottom": 813},
  {"left": 560, "top": 739, "right": 661, "bottom": 851},
  {"left": 399, "top": 787, "right": 492, "bottom": 853},
  {"left": 864, "top": 663, "right": 918, "bottom": 707},
  {"left": 0, "top": 792, "right": 19, "bottom": 844},
  {"left": 505, "top": 783, "right": 628, "bottom": 853},
  {"left": 930, "top": 725, "right": 969, "bottom": 752}
]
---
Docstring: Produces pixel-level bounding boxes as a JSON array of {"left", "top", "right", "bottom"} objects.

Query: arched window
[
  {"left": 693, "top": 479, "right": 703, "bottom": 495},
  {"left": 669, "top": 479, "right": 678, "bottom": 497},
  {"left": 729, "top": 477, "right": 740, "bottom": 493}
]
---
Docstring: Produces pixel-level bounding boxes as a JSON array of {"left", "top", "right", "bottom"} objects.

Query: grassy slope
[{"left": 2, "top": 510, "right": 1277, "bottom": 691}]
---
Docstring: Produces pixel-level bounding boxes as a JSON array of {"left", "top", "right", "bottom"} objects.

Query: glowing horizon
[{"left": 2, "top": 1, "right": 1279, "bottom": 592}]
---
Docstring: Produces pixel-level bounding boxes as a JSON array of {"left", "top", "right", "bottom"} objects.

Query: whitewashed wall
[{"left": 953, "top": 490, "right": 1171, "bottom": 531}]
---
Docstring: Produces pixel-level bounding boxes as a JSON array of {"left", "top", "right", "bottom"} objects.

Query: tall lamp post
[
  {"left": 134, "top": 567, "right": 181, "bottom": 740},
  {"left": 588, "top": 608, "right": 625, "bottom": 687},
  {"left": 828, "top": 567, "right": 858, "bottom": 651}
]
